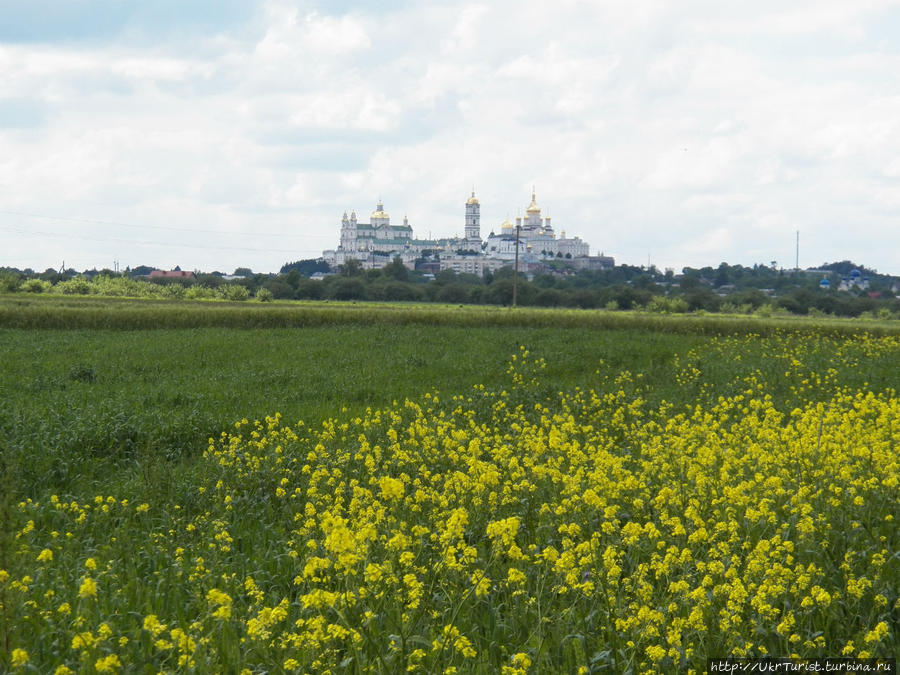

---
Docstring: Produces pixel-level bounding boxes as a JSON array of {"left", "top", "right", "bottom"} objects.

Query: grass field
[
  {"left": 4, "top": 294, "right": 900, "bottom": 334},
  {"left": 2, "top": 322, "right": 707, "bottom": 495},
  {"left": 1, "top": 298, "right": 897, "bottom": 672}
]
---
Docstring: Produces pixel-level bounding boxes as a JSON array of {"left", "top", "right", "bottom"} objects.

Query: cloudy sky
[{"left": 2, "top": 0, "right": 899, "bottom": 275}]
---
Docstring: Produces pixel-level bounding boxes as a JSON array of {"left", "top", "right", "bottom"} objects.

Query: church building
[{"left": 322, "top": 189, "right": 598, "bottom": 271}]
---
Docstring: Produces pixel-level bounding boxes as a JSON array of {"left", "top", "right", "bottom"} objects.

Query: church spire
[
  {"left": 526, "top": 187, "right": 540, "bottom": 213},
  {"left": 465, "top": 187, "right": 481, "bottom": 242}
]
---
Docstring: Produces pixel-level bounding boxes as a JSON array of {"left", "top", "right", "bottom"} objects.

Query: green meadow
[
  {"left": 3, "top": 295, "right": 900, "bottom": 497},
  {"left": 1, "top": 296, "right": 897, "bottom": 672}
]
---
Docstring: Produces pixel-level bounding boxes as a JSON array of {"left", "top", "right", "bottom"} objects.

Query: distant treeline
[{"left": 1, "top": 258, "right": 898, "bottom": 318}]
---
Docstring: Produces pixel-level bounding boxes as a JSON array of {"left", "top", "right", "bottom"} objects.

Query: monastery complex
[{"left": 322, "top": 190, "right": 613, "bottom": 275}]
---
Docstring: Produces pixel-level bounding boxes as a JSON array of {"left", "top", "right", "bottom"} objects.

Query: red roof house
[{"left": 149, "top": 270, "right": 196, "bottom": 279}]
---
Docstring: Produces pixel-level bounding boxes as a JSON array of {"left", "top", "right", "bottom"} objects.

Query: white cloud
[
  {"left": 256, "top": 6, "right": 370, "bottom": 62},
  {"left": 2, "top": 0, "right": 900, "bottom": 274},
  {"left": 441, "top": 4, "right": 488, "bottom": 53}
]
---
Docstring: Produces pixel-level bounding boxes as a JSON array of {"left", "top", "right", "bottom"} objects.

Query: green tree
[
  {"left": 284, "top": 269, "right": 301, "bottom": 289},
  {"left": 296, "top": 279, "right": 324, "bottom": 300},
  {"left": 570, "top": 289, "right": 600, "bottom": 309},
  {"left": 21, "top": 279, "right": 51, "bottom": 293},
  {"left": 484, "top": 279, "right": 516, "bottom": 305},
  {"left": 382, "top": 257, "right": 409, "bottom": 282},
  {"left": 340, "top": 259, "right": 364, "bottom": 277},
  {"left": 280, "top": 259, "right": 331, "bottom": 277},
  {"left": 329, "top": 277, "right": 367, "bottom": 300},
  {"left": 262, "top": 279, "right": 295, "bottom": 299},
  {"left": 195, "top": 274, "right": 224, "bottom": 288},
  {"left": 0, "top": 271, "right": 22, "bottom": 292},
  {"left": 535, "top": 288, "right": 564, "bottom": 307},
  {"left": 382, "top": 282, "right": 421, "bottom": 301},
  {"left": 683, "top": 287, "right": 720, "bottom": 312},
  {"left": 220, "top": 284, "right": 250, "bottom": 301},
  {"left": 433, "top": 269, "right": 459, "bottom": 285},
  {"left": 436, "top": 284, "right": 470, "bottom": 304}
]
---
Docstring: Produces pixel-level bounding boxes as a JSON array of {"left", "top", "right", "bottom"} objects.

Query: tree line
[{"left": 1, "top": 259, "right": 898, "bottom": 318}]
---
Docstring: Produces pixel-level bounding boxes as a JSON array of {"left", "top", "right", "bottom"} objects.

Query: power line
[
  {"left": 0, "top": 209, "right": 334, "bottom": 240},
  {"left": 0, "top": 224, "right": 322, "bottom": 255}
]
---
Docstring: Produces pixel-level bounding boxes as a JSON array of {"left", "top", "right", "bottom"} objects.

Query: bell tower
[
  {"left": 465, "top": 189, "right": 481, "bottom": 246},
  {"left": 341, "top": 210, "right": 357, "bottom": 250}
]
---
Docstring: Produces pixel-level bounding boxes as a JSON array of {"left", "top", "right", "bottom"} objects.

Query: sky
[{"left": 1, "top": 0, "right": 899, "bottom": 275}]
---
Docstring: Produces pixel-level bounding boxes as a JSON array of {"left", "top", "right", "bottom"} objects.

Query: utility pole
[{"left": 512, "top": 223, "right": 520, "bottom": 307}]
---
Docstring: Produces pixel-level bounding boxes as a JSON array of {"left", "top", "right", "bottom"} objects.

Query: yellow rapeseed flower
[
  {"left": 863, "top": 621, "right": 889, "bottom": 644},
  {"left": 72, "top": 631, "right": 96, "bottom": 650},
  {"left": 78, "top": 577, "right": 97, "bottom": 599},
  {"left": 11, "top": 649, "right": 28, "bottom": 668},
  {"left": 206, "top": 588, "right": 233, "bottom": 620},
  {"left": 143, "top": 615, "right": 167, "bottom": 636},
  {"left": 94, "top": 654, "right": 122, "bottom": 672}
]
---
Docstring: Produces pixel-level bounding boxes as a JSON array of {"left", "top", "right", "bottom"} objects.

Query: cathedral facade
[
  {"left": 484, "top": 190, "right": 590, "bottom": 259},
  {"left": 322, "top": 190, "right": 596, "bottom": 272}
]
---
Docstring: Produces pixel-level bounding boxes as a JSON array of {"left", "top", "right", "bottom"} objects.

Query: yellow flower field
[{"left": 2, "top": 338, "right": 897, "bottom": 673}]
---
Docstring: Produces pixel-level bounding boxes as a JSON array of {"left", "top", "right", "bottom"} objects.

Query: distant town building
[
  {"left": 839, "top": 269, "right": 869, "bottom": 291},
  {"left": 149, "top": 270, "right": 196, "bottom": 279},
  {"left": 322, "top": 190, "right": 610, "bottom": 273}
]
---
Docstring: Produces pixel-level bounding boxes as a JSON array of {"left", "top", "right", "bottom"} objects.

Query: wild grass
[
  {"left": 2, "top": 332, "right": 898, "bottom": 672},
  {"left": 0, "top": 324, "right": 697, "bottom": 497},
  {"left": 2, "top": 298, "right": 899, "bottom": 673},
  {"left": 3, "top": 294, "right": 900, "bottom": 336},
  {"left": 3, "top": 312, "right": 899, "bottom": 501}
]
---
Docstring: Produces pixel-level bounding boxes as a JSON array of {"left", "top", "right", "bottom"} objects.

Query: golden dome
[
  {"left": 466, "top": 189, "right": 479, "bottom": 205},
  {"left": 500, "top": 219, "right": 513, "bottom": 229},
  {"left": 371, "top": 201, "right": 389, "bottom": 219},
  {"left": 526, "top": 188, "right": 540, "bottom": 213}
]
